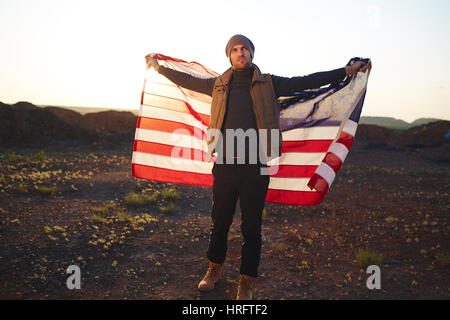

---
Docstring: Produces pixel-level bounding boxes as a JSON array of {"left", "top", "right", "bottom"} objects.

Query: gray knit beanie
[{"left": 225, "top": 34, "right": 255, "bottom": 58}]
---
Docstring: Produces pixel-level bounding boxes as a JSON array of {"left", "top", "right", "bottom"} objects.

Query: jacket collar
[
  {"left": 217, "top": 63, "right": 266, "bottom": 87},
  {"left": 251, "top": 64, "right": 266, "bottom": 84}
]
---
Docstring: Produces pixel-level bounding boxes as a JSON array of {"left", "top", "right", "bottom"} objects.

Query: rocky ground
[{"left": 0, "top": 142, "right": 448, "bottom": 300}]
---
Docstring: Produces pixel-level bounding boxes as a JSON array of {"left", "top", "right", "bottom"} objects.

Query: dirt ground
[{"left": 0, "top": 142, "right": 448, "bottom": 300}]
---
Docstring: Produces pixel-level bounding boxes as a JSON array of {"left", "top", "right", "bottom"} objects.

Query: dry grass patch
[
  {"left": 355, "top": 249, "right": 384, "bottom": 268},
  {"left": 124, "top": 192, "right": 158, "bottom": 207}
]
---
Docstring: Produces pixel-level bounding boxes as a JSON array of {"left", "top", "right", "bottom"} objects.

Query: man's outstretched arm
[
  {"left": 271, "top": 60, "right": 371, "bottom": 97},
  {"left": 146, "top": 55, "right": 216, "bottom": 97}
]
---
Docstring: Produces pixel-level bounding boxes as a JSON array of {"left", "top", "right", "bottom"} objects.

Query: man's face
[{"left": 230, "top": 44, "right": 252, "bottom": 70}]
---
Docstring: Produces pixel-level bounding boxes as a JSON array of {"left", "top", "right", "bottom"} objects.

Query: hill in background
[
  {"left": 41, "top": 105, "right": 140, "bottom": 116},
  {"left": 359, "top": 116, "right": 442, "bottom": 129},
  {"left": 0, "top": 101, "right": 137, "bottom": 149}
]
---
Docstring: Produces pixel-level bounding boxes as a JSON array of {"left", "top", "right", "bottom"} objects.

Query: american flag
[{"left": 132, "top": 53, "right": 369, "bottom": 206}]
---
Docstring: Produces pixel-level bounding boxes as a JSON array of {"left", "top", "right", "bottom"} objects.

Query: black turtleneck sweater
[
  {"left": 158, "top": 64, "right": 346, "bottom": 163},
  {"left": 216, "top": 66, "right": 257, "bottom": 163},
  {"left": 222, "top": 65, "right": 256, "bottom": 133}
]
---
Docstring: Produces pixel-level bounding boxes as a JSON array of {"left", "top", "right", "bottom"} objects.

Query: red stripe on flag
[
  {"left": 133, "top": 140, "right": 207, "bottom": 161},
  {"left": 281, "top": 140, "right": 333, "bottom": 153},
  {"left": 132, "top": 163, "right": 213, "bottom": 187},
  {"left": 336, "top": 131, "right": 354, "bottom": 150},
  {"left": 307, "top": 173, "right": 329, "bottom": 198},
  {"left": 322, "top": 152, "right": 343, "bottom": 173},
  {"left": 137, "top": 117, "right": 206, "bottom": 140},
  {"left": 266, "top": 189, "right": 322, "bottom": 206}
]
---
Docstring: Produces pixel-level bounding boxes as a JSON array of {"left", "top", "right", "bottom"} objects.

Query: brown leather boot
[
  {"left": 236, "top": 274, "right": 254, "bottom": 300},
  {"left": 197, "top": 261, "right": 222, "bottom": 292}
]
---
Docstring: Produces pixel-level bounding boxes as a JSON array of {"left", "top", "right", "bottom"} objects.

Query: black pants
[{"left": 207, "top": 163, "right": 270, "bottom": 277}]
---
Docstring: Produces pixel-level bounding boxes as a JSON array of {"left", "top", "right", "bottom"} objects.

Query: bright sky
[{"left": 0, "top": 0, "right": 449, "bottom": 122}]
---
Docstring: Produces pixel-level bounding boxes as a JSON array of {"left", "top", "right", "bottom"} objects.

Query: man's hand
[
  {"left": 345, "top": 60, "right": 372, "bottom": 76},
  {"left": 145, "top": 54, "right": 160, "bottom": 72}
]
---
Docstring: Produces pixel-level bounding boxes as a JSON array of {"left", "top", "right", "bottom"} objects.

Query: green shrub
[
  {"left": 90, "top": 214, "right": 107, "bottom": 224},
  {"left": 117, "top": 211, "right": 133, "bottom": 222},
  {"left": 90, "top": 206, "right": 111, "bottom": 217},
  {"left": 125, "top": 192, "right": 158, "bottom": 207},
  {"left": 355, "top": 249, "right": 383, "bottom": 268},
  {"left": 3, "top": 151, "right": 24, "bottom": 162},
  {"left": 30, "top": 150, "right": 45, "bottom": 162},
  {"left": 36, "top": 185, "right": 57, "bottom": 196},
  {"left": 159, "top": 202, "right": 178, "bottom": 215},
  {"left": 161, "top": 188, "right": 180, "bottom": 201}
]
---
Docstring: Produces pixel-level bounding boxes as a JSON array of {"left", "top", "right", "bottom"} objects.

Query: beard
[{"left": 232, "top": 56, "right": 252, "bottom": 70}]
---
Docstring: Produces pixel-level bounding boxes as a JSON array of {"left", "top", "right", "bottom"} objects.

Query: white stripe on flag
[
  {"left": 282, "top": 126, "right": 340, "bottom": 141},
  {"left": 315, "top": 162, "right": 336, "bottom": 188},
  {"left": 132, "top": 151, "right": 213, "bottom": 174},
  {"left": 135, "top": 128, "right": 206, "bottom": 150},
  {"left": 277, "top": 152, "right": 326, "bottom": 166},
  {"left": 328, "top": 142, "right": 349, "bottom": 163},
  {"left": 268, "top": 177, "right": 316, "bottom": 192},
  {"left": 343, "top": 119, "right": 358, "bottom": 136}
]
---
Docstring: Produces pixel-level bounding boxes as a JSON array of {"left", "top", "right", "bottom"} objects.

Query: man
[{"left": 146, "top": 34, "right": 371, "bottom": 300}]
